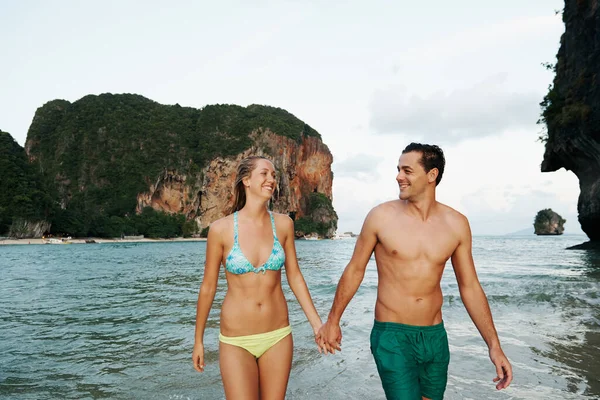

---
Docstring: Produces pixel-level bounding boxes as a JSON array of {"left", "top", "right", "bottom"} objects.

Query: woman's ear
[{"left": 242, "top": 175, "right": 250, "bottom": 188}]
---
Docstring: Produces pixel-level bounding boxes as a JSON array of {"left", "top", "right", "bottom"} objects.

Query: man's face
[{"left": 396, "top": 151, "right": 428, "bottom": 200}]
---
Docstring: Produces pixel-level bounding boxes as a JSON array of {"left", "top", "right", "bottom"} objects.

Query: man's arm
[
  {"left": 319, "top": 208, "right": 379, "bottom": 350},
  {"left": 451, "top": 214, "right": 513, "bottom": 390}
]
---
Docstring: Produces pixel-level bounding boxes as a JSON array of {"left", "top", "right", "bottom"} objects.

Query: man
[{"left": 317, "top": 143, "right": 513, "bottom": 400}]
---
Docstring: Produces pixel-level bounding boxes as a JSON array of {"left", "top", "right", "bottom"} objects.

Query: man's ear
[{"left": 428, "top": 168, "right": 439, "bottom": 184}]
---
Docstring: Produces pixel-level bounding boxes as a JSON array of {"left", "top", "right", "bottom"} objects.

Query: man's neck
[{"left": 404, "top": 193, "right": 437, "bottom": 221}]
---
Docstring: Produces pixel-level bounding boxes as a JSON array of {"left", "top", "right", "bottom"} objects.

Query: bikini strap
[
  {"left": 233, "top": 211, "right": 239, "bottom": 245},
  {"left": 269, "top": 211, "right": 277, "bottom": 238}
]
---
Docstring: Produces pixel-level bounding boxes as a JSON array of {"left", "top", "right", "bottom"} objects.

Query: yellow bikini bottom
[{"left": 219, "top": 325, "right": 292, "bottom": 358}]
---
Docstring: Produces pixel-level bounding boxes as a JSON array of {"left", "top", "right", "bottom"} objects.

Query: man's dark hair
[{"left": 401, "top": 143, "right": 445, "bottom": 186}]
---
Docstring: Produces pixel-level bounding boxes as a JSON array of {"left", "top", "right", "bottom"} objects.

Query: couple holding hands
[{"left": 193, "top": 143, "right": 513, "bottom": 400}]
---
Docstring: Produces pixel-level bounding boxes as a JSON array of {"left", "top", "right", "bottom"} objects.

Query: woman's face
[{"left": 245, "top": 159, "right": 276, "bottom": 200}]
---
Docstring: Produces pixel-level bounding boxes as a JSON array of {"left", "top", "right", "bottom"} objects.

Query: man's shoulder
[
  {"left": 436, "top": 202, "right": 465, "bottom": 217},
  {"left": 353, "top": 201, "right": 397, "bottom": 234},
  {"left": 436, "top": 202, "right": 470, "bottom": 230},
  {"left": 370, "top": 200, "right": 402, "bottom": 215},
  {"left": 360, "top": 201, "right": 393, "bottom": 225}
]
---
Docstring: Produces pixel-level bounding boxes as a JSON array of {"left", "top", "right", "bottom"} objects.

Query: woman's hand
[
  {"left": 313, "top": 321, "right": 336, "bottom": 354},
  {"left": 192, "top": 342, "right": 205, "bottom": 372},
  {"left": 317, "top": 320, "right": 342, "bottom": 354}
]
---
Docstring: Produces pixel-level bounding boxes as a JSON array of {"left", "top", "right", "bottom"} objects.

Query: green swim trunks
[{"left": 370, "top": 320, "right": 450, "bottom": 400}]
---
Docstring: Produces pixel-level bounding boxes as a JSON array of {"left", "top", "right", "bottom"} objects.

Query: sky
[{"left": 0, "top": 0, "right": 582, "bottom": 235}]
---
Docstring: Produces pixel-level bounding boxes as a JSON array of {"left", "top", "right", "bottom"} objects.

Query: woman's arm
[
  {"left": 279, "top": 215, "right": 323, "bottom": 334},
  {"left": 192, "top": 219, "right": 225, "bottom": 372}
]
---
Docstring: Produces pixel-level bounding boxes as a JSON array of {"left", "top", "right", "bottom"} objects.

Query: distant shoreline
[{"left": 0, "top": 237, "right": 207, "bottom": 245}]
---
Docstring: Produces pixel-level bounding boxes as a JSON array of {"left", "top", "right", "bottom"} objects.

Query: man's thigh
[
  {"left": 419, "top": 329, "right": 450, "bottom": 400},
  {"left": 371, "top": 328, "right": 421, "bottom": 400}
]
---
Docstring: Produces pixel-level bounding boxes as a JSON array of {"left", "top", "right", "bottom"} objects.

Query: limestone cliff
[
  {"left": 136, "top": 129, "right": 335, "bottom": 236},
  {"left": 24, "top": 94, "right": 337, "bottom": 237},
  {"left": 540, "top": 0, "right": 600, "bottom": 240},
  {"left": 0, "top": 130, "right": 53, "bottom": 237},
  {"left": 9, "top": 218, "right": 51, "bottom": 239}
]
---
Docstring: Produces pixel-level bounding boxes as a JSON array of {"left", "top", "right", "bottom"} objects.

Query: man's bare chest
[{"left": 377, "top": 226, "right": 457, "bottom": 264}]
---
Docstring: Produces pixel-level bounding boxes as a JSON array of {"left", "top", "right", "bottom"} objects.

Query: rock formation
[
  {"left": 534, "top": 208, "right": 566, "bottom": 235},
  {"left": 0, "top": 130, "right": 53, "bottom": 237},
  {"left": 9, "top": 218, "right": 51, "bottom": 239},
  {"left": 22, "top": 94, "right": 337, "bottom": 238},
  {"left": 540, "top": 0, "right": 600, "bottom": 241},
  {"left": 136, "top": 129, "right": 335, "bottom": 235}
]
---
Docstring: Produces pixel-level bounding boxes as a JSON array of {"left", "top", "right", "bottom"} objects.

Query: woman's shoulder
[
  {"left": 271, "top": 212, "right": 294, "bottom": 230},
  {"left": 209, "top": 214, "right": 234, "bottom": 233}
]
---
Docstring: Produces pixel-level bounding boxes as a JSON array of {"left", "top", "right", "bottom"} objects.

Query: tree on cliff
[
  {"left": 0, "top": 130, "right": 54, "bottom": 235},
  {"left": 294, "top": 192, "right": 338, "bottom": 238},
  {"left": 534, "top": 208, "right": 566, "bottom": 235}
]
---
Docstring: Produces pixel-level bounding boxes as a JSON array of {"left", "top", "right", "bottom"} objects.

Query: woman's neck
[{"left": 239, "top": 198, "right": 269, "bottom": 219}]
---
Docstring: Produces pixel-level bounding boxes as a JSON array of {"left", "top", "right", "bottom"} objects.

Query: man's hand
[
  {"left": 316, "top": 320, "right": 342, "bottom": 354},
  {"left": 490, "top": 347, "right": 512, "bottom": 390},
  {"left": 192, "top": 343, "right": 205, "bottom": 373},
  {"left": 311, "top": 321, "right": 331, "bottom": 354}
]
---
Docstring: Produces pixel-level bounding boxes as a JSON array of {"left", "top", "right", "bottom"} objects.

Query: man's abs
[
  {"left": 374, "top": 249, "right": 447, "bottom": 326},
  {"left": 375, "top": 287, "right": 444, "bottom": 326}
]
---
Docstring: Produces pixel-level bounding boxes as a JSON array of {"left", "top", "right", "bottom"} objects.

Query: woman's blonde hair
[{"left": 230, "top": 155, "right": 272, "bottom": 213}]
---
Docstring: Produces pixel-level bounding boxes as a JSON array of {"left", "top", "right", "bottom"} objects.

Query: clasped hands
[{"left": 314, "top": 320, "right": 342, "bottom": 355}]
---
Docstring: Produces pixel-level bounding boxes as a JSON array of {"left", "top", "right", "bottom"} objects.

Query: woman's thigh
[
  {"left": 220, "top": 341, "right": 259, "bottom": 400},
  {"left": 257, "top": 333, "right": 293, "bottom": 400}
]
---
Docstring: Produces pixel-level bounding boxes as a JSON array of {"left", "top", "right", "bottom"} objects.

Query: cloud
[
  {"left": 368, "top": 74, "right": 541, "bottom": 144},
  {"left": 459, "top": 187, "right": 582, "bottom": 235},
  {"left": 333, "top": 153, "right": 383, "bottom": 180},
  {"left": 395, "top": 15, "right": 561, "bottom": 65},
  {"left": 333, "top": 188, "right": 387, "bottom": 234}
]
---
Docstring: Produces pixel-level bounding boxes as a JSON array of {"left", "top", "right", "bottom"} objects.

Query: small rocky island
[{"left": 534, "top": 209, "right": 566, "bottom": 235}]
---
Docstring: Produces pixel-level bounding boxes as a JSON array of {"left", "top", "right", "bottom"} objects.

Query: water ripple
[{"left": 1, "top": 236, "right": 599, "bottom": 399}]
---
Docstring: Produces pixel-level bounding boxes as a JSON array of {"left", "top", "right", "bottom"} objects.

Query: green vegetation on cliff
[
  {"left": 538, "top": 1, "right": 596, "bottom": 146},
  {"left": 0, "top": 130, "right": 53, "bottom": 235},
  {"left": 294, "top": 192, "right": 338, "bottom": 237},
  {"left": 22, "top": 94, "right": 326, "bottom": 237},
  {"left": 50, "top": 206, "right": 189, "bottom": 239},
  {"left": 538, "top": 76, "right": 591, "bottom": 144}
]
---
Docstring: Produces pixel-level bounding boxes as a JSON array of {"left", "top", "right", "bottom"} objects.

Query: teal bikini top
[{"left": 225, "top": 211, "right": 285, "bottom": 275}]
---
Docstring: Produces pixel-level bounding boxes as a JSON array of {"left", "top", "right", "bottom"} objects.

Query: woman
[{"left": 192, "top": 155, "right": 326, "bottom": 399}]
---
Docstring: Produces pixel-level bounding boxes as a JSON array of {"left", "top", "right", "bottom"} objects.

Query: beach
[{"left": 0, "top": 237, "right": 207, "bottom": 245}]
